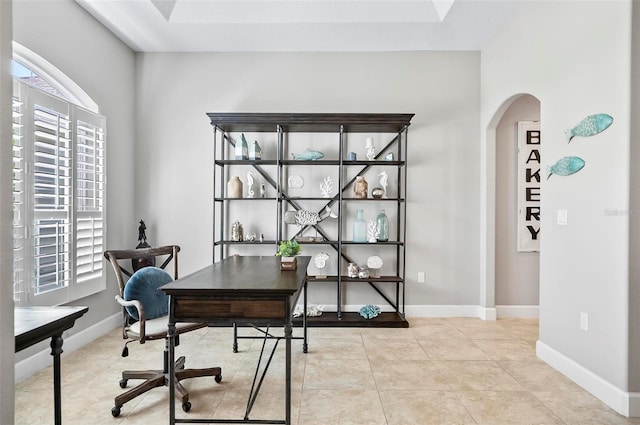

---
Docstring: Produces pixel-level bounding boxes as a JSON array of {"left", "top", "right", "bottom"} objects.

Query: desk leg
[
  {"left": 168, "top": 323, "right": 176, "bottom": 425},
  {"left": 50, "top": 333, "right": 63, "bottom": 425},
  {"left": 303, "top": 280, "right": 308, "bottom": 353},
  {"left": 285, "top": 323, "right": 292, "bottom": 425}
]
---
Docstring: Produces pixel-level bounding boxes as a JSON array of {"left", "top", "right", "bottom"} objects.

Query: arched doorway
[
  {"left": 495, "top": 94, "right": 540, "bottom": 317},
  {"left": 482, "top": 93, "right": 541, "bottom": 319}
]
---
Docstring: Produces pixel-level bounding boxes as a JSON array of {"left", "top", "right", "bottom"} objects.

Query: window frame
[{"left": 12, "top": 48, "right": 106, "bottom": 307}]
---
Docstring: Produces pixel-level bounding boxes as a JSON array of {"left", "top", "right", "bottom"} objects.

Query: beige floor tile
[
  {"left": 457, "top": 390, "right": 565, "bottom": 425},
  {"left": 15, "top": 319, "right": 640, "bottom": 425},
  {"left": 299, "top": 389, "right": 387, "bottom": 425},
  {"left": 370, "top": 359, "right": 450, "bottom": 391},
  {"left": 364, "top": 337, "right": 430, "bottom": 361},
  {"left": 499, "top": 358, "right": 583, "bottom": 392},
  {"left": 303, "top": 357, "right": 375, "bottom": 390},
  {"left": 379, "top": 390, "right": 476, "bottom": 425},
  {"left": 417, "top": 336, "right": 490, "bottom": 360},
  {"left": 435, "top": 360, "right": 523, "bottom": 391},
  {"left": 213, "top": 386, "right": 302, "bottom": 424},
  {"left": 410, "top": 322, "right": 467, "bottom": 339},
  {"left": 306, "top": 335, "right": 368, "bottom": 359},
  {"left": 534, "top": 390, "right": 640, "bottom": 425},
  {"left": 473, "top": 339, "right": 537, "bottom": 360}
]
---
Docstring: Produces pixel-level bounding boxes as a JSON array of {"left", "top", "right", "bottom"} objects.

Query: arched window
[{"left": 12, "top": 43, "right": 106, "bottom": 306}]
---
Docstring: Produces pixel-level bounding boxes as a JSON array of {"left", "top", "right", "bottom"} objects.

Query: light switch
[{"left": 557, "top": 209, "right": 568, "bottom": 226}]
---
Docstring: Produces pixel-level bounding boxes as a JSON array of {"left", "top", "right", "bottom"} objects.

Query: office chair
[{"left": 104, "top": 245, "right": 222, "bottom": 417}]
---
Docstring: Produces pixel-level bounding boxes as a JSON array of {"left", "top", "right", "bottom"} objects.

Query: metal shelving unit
[{"left": 208, "top": 113, "right": 413, "bottom": 328}]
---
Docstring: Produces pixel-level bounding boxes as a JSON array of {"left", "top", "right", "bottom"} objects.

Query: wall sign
[{"left": 517, "top": 121, "right": 540, "bottom": 252}]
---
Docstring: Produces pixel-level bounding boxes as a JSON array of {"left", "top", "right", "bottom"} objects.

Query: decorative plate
[
  {"left": 288, "top": 174, "right": 304, "bottom": 189},
  {"left": 367, "top": 255, "right": 383, "bottom": 269}
]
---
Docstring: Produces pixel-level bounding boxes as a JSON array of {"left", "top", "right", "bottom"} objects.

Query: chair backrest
[
  {"left": 104, "top": 245, "right": 180, "bottom": 297},
  {"left": 104, "top": 245, "right": 180, "bottom": 340}
]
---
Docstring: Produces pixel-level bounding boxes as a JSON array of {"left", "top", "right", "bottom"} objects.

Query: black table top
[
  {"left": 15, "top": 306, "right": 89, "bottom": 352},
  {"left": 160, "top": 256, "right": 311, "bottom": 297}
]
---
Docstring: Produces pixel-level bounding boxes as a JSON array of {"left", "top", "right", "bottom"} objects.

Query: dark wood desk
[
  {"left": 160, "top": 255, "right": 310, "bottom": 425},
  {"left": 15, "top": 306, "right": 89, "bottom": 425}
]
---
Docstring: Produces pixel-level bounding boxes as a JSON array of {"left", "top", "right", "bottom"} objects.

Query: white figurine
[
  {"left": 379, "top": 171, "right": 388, "bottom": 198},
  {"left": 366, "top": 137, "right": 376, "bottom": 161},
  {"left": 247, "top": 171, "right": 255, "bottom": 198},
  {"left": 367, "top": 219, "right": 379, "bottom": 243},
  {"left": 319, "top": 176, "right": 333, "bottom": 198}
]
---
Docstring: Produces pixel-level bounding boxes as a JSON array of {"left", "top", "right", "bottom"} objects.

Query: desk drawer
[{"left": 173, "top": 299, "right": 286, "bottom": 321}]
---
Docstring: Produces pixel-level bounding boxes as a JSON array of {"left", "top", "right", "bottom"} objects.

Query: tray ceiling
[{"left": 75, "top": 0, "right": 523, "bottom": 52}]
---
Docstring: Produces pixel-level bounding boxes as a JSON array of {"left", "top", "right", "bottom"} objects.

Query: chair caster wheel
[
  {"left": 215, "top": 374, "right": 222, "bottom": 383},
  {"left": 112, "top": 406, "right": 121, "bottom": 417},
  {"left": 119, "top": 379, "right": 127, "bottom": 388},
  {"left": 182, "top": 401, "right": 191, "bottom": 412}
]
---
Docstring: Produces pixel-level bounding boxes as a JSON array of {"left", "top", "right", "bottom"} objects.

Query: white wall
[
  {"left": 135, "top": 51, "right": 481, "bottom": 309},
  {"left": 495, "top": 95, "right": 540, "bottom": 306},
  {"left": 11, "top": 0, "right": 137, "bottom": 357},
  {"left": 0, "top": 1, "right": 14, "bottom": 422},
  {"left": 481, "top": 0, "right": 633, "bottom": 413}
]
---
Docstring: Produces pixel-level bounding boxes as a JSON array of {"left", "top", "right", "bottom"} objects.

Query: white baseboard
[
  {"left": 537, "top": 340, "right": 639, "bottom": 417},
  {"left": 15, "top": 313, "right": 120, "bottom": 383},
  {"left": 298, "top": 304, "right": 538, "bottom": 320}
]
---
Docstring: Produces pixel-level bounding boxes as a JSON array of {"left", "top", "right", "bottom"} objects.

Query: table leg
[
  {"left": 50, "top": 333, "right": 64, "bottom": 425},
  {"left": 303, "top": 281, "right": 308, "bottom": 353},
  {"left": 285, "top": 323, "right": 292, "bottom": 425},
  {"left": 168, "top": 323, "right": 176, "bottom": 425}
]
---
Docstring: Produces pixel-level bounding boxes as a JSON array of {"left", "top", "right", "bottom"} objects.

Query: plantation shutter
[
  {"left": 12, "top": 82, "right": 26, "bottom": 303},
  {"left": 75, "top": 109, "right": 105, "bottom": 284},
  {"left": 32, "top": 94, "right": 72, "bottom": 296}
]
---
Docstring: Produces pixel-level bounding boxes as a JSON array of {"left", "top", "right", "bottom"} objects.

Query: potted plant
[{"left": 276, "top": 240, "right": 301, "bottom": 270}]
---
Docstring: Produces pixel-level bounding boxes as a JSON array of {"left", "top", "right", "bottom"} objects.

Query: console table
[
  {"left": 160, "top": 255, "right": 310, "bottom": 425},
  {"left": 15, "top": 306, "right": 89, "bottom": 425}
]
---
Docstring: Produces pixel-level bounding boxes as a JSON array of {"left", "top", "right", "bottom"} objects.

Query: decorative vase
[
  {"left": 376, "top": 210, "right": 389, "bottom": 242},
  {"left": 353, "top": 208, "right": 367, "bottom": 242},
  {"left": 353, "top": 176, "right": 368, "bottom": 199},
  {"left": 227, "top": 176, "right": 243, "bottom": 198}
]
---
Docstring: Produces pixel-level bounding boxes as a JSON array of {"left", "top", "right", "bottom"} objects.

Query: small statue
[
  {"left": 133, "top": 219, "right": 154, "bottom": 270},
  {"left": 249, "top": 140, "right": 262, "bottom": 160},
  {"left": 354, "top": 176, "right": 368, "bottom": 199},
  {"left": 232, "top": 221, "right": 244, "bottom": 242},
  {"left": 247, "top": 171, "right": 255, "bottom": 198},
  {"left": 136, "top": 220, "right": 150, "bottom": 248},
  {"left": 379, "top": 171, "right": 388, "bottom": 198},
  {"left": 347, "top": 263, "right": 359, "bottom": 278}
]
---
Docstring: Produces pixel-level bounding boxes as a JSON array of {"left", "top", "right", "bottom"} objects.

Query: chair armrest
[{"left": 115, "top": 295, "right": 148, "bottom": 342}]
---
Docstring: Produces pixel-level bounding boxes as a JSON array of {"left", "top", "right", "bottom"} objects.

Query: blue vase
[
  {"left": 376, "top": 210, "right": 389, "bottom": 242},
  {"left": 353, "top": 209, "right": 367, "bottom": 242}
]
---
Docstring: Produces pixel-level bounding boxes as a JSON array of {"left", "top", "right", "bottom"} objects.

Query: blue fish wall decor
[
  {"left": 291, "top": 149, "right": 324, "bottom": 160},
  {"left": 545, "top": 156, "right": 585, "bottom": 179},
  {"left": 565, "top": 113, "right": 613, "bottom": 143}
]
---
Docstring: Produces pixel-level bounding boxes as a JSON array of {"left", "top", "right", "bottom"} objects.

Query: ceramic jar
[{"left": 227, "top": 176, "right": 243, "bottom": 198}]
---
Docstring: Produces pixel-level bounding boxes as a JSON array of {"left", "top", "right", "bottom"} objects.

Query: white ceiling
[{"left": 75, "top": 0, "right": 524, "bottom": 52}]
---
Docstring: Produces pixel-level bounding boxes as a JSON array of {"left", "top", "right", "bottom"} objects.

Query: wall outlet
[
  {"left": 557, "top": 209, "right": 568, "bottom": 226},
  {"left": 417, "top": 272, "right": 425, "bottom": 283},
  {"left": 580, "top": 312, "right": 589, "bottom": 331}
]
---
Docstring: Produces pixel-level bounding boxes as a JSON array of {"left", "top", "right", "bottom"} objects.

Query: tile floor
[{"left": 14, "top": 318, "right": 640, "bottom": 424}]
